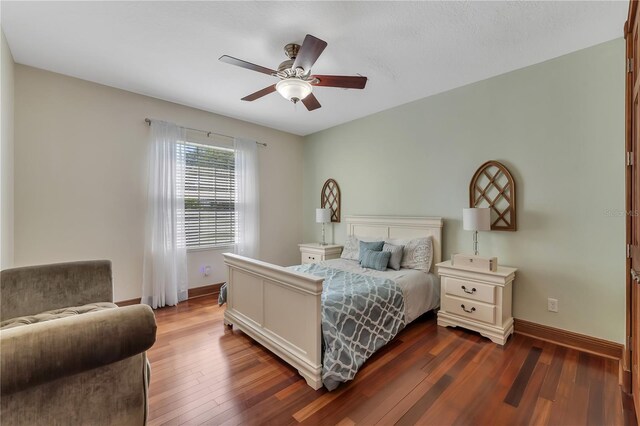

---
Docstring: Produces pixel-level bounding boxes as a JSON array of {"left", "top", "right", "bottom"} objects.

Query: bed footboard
[{"left": 222, "top": 253, "right": 324, "bottom": 390}]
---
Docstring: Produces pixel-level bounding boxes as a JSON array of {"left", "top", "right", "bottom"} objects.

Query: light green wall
[{"left": 303, "top": 38, "right": 625, "bottom": 343}]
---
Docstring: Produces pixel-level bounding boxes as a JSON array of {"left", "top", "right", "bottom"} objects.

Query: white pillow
[
  {"left": 340, "top": 235, "right": 360, "bottom": 260},
  {"left": 387, "top": 236, "right": 433, "bottom": 271}
]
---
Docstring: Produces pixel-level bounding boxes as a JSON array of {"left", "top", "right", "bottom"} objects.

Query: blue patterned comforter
[{"left": 290, "top": 263, "right": 405, "bottom": 390}]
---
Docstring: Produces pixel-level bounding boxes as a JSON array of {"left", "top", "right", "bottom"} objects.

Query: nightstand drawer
[
  {"left": 441, "top": 294, "right": 495, "bottom": 324},
  {"left": 444, "top": 277, "right": 495, "bottom": 304},
  {"left": 299, "top": 244, "right": 343, "bottom": 265},
  {"left": 301, "top": 253, "right": 321, "bottom": 264}
]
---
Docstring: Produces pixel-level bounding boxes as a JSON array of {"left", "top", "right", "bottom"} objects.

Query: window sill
[{"left": 187, "top": 244, "right": 236, "bottom": 253}]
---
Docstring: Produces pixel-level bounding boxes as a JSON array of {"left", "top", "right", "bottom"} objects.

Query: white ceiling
[{"left": 1, "top": 1, "right": 628, "bottom": 136}]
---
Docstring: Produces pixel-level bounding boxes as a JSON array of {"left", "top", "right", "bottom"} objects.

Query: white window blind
[{"left": 183, "top": 141, "right": 235, "bottom": 249}]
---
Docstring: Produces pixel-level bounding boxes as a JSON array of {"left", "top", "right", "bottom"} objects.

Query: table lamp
[
  {"left": 463, "top": 208, "right": 491, "bottom": 255},
  {"left": 316, "top": 208, "right": 332, "bottom": 246}
]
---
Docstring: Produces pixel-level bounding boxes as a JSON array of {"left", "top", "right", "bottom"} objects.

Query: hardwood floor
[{"left": 147, "top": 296, "right": 636, "bottom": 425}]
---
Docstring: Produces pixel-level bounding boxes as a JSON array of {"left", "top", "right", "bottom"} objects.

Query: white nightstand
[
  {"left": 299, "top": 243, "right": 343, "bottom": 264},
  {"left": 436, "top": 260, "right": 517, "bottom": 345}
]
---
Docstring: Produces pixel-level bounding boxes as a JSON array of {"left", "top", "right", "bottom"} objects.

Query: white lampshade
[
  {"left": 276, "top": 78, "right": 312, "bottom": 103},
  {"left": 316, "top": 208, "right": 331, "bottom": 224},
  {"left": 463, "top": 208, "right": 491, "bottom": 231}
]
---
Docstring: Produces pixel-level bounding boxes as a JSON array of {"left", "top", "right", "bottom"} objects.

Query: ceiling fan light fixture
[{"left": 276, "top": 78, "right": 312, "bottom": 103}]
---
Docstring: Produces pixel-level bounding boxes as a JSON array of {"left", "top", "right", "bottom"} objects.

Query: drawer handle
[
  {"left": 461, "top": 285, "right": 476, "bottom": 294},
  {"left": 460, "top": 304, "right": 476, "bottom": 313}
]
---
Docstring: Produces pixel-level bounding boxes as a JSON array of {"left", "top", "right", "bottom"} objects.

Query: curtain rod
[{"left": 144, "top": 118, "right": 267, "bottom": 147}]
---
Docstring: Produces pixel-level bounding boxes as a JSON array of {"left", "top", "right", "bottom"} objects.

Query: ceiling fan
[{"left": 219, "top": 34, "right": 367, "bottom": 111}]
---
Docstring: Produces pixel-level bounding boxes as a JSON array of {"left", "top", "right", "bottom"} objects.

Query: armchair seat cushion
[{"left": 0, "top": 302, "right": 117, "bottom": 330}]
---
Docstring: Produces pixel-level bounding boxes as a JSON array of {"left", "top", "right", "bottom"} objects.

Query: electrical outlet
[{"left": 548, "top": 298, "right": 558, "bottom": 313}]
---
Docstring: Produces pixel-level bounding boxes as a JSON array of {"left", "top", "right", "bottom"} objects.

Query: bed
[{"left": 222, "top": 215, "right": 443, "bottom": 390}]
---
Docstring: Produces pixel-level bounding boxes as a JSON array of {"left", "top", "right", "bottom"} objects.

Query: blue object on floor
[{"left": 218, "top": 283, "right": 227, "bottom": 306}]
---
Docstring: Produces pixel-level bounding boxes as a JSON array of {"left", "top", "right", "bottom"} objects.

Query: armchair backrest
[{"left": 1, "top": 260, "right": 114, "bottom": 321}]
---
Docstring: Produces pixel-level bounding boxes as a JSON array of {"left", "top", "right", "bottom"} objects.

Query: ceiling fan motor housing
[
  {"left": 284, "top": 43, "right": 300, "bottom": 60},
  {"left": 279, "top": 43, "right": 308, "bottom": 77},
  {"left": 278, "top": 59, "right": 294, "bottom": 73}
]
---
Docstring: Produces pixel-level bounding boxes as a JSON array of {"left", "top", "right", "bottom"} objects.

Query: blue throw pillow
[
  {"left": 359, "top": 240, "right": 384, "bottom": 263},
  {"left": 361, "top": 249, "right": 391, "bottom": 271}
]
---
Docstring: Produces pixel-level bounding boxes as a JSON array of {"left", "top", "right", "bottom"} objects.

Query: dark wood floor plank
[
  {"left": 513, "top": 362, "right": 549, "bottom": 425},
  {"left": 504, "top": 346, "right": 543, "bottom": 407},
  {"left": 146, "top": 298, "right": 628, "bottom": 426},
  {"left": 482, "top": 334, "right": 534, "bottom": 414},
  {"left": 576, "top": 351, "right": 592, "bottom": 387}
]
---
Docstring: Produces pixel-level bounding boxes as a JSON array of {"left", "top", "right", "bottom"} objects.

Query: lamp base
[
  {"left": 319, "top": 222, "right": 328, "bottom": 246},
  {"left": 472, "top": 230, "right": 479, "bottom": 256}
]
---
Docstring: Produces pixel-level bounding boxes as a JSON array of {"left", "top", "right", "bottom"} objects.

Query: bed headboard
[{"left": 344, "top": 215, "right": 444, "bottom": 272}]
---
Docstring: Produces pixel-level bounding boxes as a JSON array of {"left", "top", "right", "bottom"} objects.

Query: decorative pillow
[
  {"left": 399, "top": 237, "right": 433, "bottom": 271},
  {"left": 340, "top": 235, "right": 360, "bottom": 260},
  {"left": 360, "top": 249, "right": 391, "bottom": 271},
  {"left": 383, "top": 243, "right": 404, "bottom": 271},
  {"left": 359, "top": 240, "right": 384, "bottom": 263}
]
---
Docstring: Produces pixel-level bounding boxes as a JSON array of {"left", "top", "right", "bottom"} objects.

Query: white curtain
[
  {"left": 141, "top": 121, "right": 188, "bottom": 308},
  {"left": 234, "top": 138, "right": 260, "bottom": 258}
]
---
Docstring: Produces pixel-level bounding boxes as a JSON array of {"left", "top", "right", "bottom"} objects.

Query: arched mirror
[
  {"left": 469, "top": 161, "right": 517, "bottom": 231},
  {"left": 321, "top": 179, "right": 341, "bottom": 223}
]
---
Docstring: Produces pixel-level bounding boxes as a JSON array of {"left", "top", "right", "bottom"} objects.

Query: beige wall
[
  {"left": 14, "top": 65, "right": 304, "bottom": 301},
  {"left": 303, "top": 39, "right": 626, "bottom": 343},
  {"left": 1, "top": 30, "right": 14, "bottom": 269}
]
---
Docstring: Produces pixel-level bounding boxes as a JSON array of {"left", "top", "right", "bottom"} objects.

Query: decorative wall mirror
[
  {"left": 469, "top": 161, "right": 517, "bottom": 231},
  {"left": 321, "top": 179, "right": 341, "bottom": 223}
]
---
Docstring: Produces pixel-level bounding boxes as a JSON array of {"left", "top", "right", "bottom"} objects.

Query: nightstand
[
  {"left": 299, "top": 243, "right": 343, "bottom": 264},
  {"left": 436, "top": 260, "right": 517, "bottom": 345}
]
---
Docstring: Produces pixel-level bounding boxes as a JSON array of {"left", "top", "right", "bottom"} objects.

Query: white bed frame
[{"left": 222, "top": 215, "right": 443, "bottom": 390}]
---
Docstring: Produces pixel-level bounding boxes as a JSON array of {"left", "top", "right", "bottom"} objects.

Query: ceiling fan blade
[
  {"left": 302, "top": 93, "right": 321, "bottom": 111},
  {"left": 241, "top": 84, "right": 277, "bottom": 101},
  {"left": 292, "top": 35, "right": 327, "bottom": 72},
  {"left": 219, "top": 55, "right": 276, "bottom": 76},
  {"left": 312, "top": 75, "right": 368, "bottom": 89}
]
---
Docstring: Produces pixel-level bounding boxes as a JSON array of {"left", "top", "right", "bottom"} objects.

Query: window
[{"left": 183, "top": 141, "right": 235, "bottom": 249}]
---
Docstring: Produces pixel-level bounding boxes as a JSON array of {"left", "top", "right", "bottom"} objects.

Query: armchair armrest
[
  {"left": 1, "top": 260, "right": 113, "bottom": 321},
  {"left": 1, "top": 304, "right": 157, "bottom": 395}
]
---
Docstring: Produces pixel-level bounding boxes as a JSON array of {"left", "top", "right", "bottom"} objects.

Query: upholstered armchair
[{"left": 0, "top": 260, "right": 157, "bottom": 425}]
